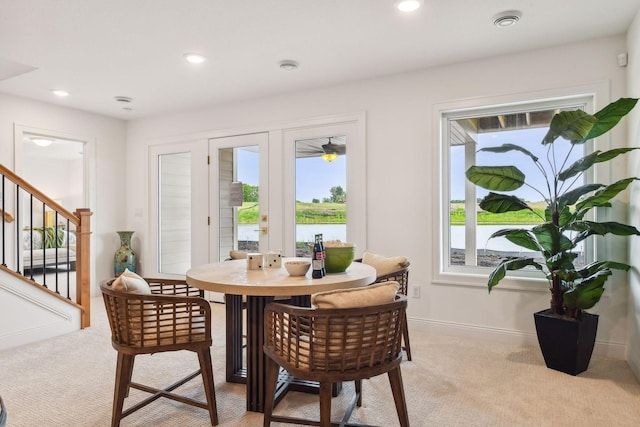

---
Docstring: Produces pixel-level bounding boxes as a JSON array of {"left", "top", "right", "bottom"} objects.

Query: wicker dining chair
[
  {"left": 356, "top": 258, "right": 412, "bottom": 361},
  {"left": 262, "top": 294, "right": 410, "bottom": 427},
  {"left": 0, "top": 394, "right": 6, "bottom": 427},
  {"left": 100, "top": 277, "right": 219, "bottom": 427}
]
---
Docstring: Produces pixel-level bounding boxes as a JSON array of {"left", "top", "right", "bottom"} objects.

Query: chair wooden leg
[
  {"left": 319, "top": 382, "right": 332, "bottom": 427},
  {"left": 197, "top": 348, "right": 219, "bottom": 426},
  {"left": 403, "top": 312, "right": 412, "bottom": 361},
  {"left": 388, "top": 367, "right": 410, "bottom": 427},
  {"left": 112, "top": 353, "right": 134, "bottom": 427},
  {"left": 262, "top": 357, "right": 280, "bottom": 427},
  {"left": 355, "top": 379, "right": 362, "bottom": 407}
]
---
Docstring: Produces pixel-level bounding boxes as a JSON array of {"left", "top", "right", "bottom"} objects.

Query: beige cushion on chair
[
  {"left": 361, "top": 251, "right": 408, "bottom": 277},
  {"left": 311, "top": 281, "right": 399, "bottom": 309},
  {"left": 111, "top": 268, "right": 151, "bottom": 294}
]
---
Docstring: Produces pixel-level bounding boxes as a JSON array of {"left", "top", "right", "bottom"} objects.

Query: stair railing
[{"left": 0, "top": 163, "right": 92, "bottom": 328}]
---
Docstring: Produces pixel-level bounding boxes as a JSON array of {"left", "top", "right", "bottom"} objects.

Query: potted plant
[{"left": 465, "top": 97, "right": 640, "bottom": 375}]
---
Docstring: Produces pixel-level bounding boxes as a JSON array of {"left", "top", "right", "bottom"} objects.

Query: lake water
[
  {"left": 239, "top": 224, "right": 583, "bottom": 253},
  {"left": 450, "top": 225, "right": 583, "bottom": 253},
  {"left": 239, "top": 223, "right": 346, "bottom": 243}
]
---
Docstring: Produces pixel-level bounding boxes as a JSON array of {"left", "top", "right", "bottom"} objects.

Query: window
[
  {"left": 294, "top": 136, "right": 347, "bottom": 256},
  {"left": 441, "top": 96, "right": 594, "bottom": 276}
]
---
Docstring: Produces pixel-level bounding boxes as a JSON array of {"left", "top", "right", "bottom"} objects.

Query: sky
[
  {"left": 450, "top": 126, "right": 584, "bottom": 202},
  {"left": 237, "top": 149, "right": 346, "bottom": 202}
]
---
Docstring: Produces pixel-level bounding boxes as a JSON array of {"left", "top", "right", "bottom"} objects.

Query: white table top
[{"left": 186, "top": 258, "right": 376, "bottom": 297}]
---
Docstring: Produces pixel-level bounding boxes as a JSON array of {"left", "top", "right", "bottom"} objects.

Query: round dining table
[{"left": 186, "top": 258, "right": 376, "bottom": 413}]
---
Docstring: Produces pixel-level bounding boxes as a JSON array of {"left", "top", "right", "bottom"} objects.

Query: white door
[
  {"left": 148, "top": 139, "right": 209, "bottom": 277},
  {"left": 209, "top": 133, "right": 269, "bottom": 264}
]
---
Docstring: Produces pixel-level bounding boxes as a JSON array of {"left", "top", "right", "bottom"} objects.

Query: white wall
[
  {"left": 0, "top": 93, "right": 127, "bottom": 292},
  {"left": 626, "top": 10, "right": 640, "bottom": 377},
  {"left": 127, "top": 35, "right": 633, "bottom": 355}
]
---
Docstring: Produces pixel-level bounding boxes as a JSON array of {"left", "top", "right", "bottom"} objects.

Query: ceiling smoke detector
[
  {"left": 279, "top": 60, "right": 299, "bottom": 71},
  {"left": 493, "top": 11, "right": 521, "bottom": 28}
]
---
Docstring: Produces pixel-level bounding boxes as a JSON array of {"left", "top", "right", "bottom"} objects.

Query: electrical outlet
[{"left": 411, "top": 285, "right": 420, "bottom": 298}]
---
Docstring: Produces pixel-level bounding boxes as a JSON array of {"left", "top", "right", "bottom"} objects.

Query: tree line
[{"left": 243, "top": 183, "right": 346, "bottom": 203}]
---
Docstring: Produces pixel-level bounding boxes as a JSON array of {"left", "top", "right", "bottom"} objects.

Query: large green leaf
[
  {"left": 545, "top": 204, "right": 572, "bottom": 227},
  {"left": 576, "top": 98, "right": 639, "bottom": 143},
  {"left": 479, "top": 193, "right": 532, "bottom": 213},
  {"left": 542, "top": 110, "right": 596, "bottom": 145},
  {"left": 546, "top": 251, "right": 578, "bottom": 271},
  {"left": 594, "top": 147, "right": 640, "bottom": 163},
  {"left": 558, "top": 184, "right": 604, "bottom": 207},
  {"left": 489, "top": 229, "right": 541, "bottom": 252},
  {"left": 578, "top": 260, "right": 631, "bottom": 277},
  {"left": 567, "top": 221, "right": 640, "bottom": 244},
  {"left": 558, "top": 151, "right": 600, "bottom": 181},
  {"left": 488, "top": 257, "right": 543, "bottom": 292},
  {"left": 478, "top": 143, "right": 539, "bottom": 162},
  {"left": 576, "top": 178, "right": 638, "bottom": 211},
  {"left": 466, "top": 166, "right": 525, "bottom": 191},
  {"left": 532, "top": 223, "right": 573, "bottom": 254},
  {"left": 563, "top": 270, "right": 612, "bottom": 310}
]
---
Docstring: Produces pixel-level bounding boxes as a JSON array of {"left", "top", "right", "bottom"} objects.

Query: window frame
[{"left": 432, "top": 87, "right": 611, "bottom": 290}]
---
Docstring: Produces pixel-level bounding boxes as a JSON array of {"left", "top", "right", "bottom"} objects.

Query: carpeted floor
[{"left": 2, "top": 296, "right": 640, "bottom": 426}]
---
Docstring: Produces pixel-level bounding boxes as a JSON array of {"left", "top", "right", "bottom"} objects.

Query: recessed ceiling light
[
  {"left": 31, "top": 137, "right": 54, "bottom": 147},
  {"left": 395, "top": 0, "right": 422, "bottom": 12},
  {"left": 183, "top": 53, "right": 206, "bottom": 64},
  {"left": 493, "top": 11, "right": 521, "bottom": 28},
  {"left": 279, "top": 60, "right": 299, "bottom": 71},
  {"left": 51, "top": 89, "right": 69, "bottom": 97}
]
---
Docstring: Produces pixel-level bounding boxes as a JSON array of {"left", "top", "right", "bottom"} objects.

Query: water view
[{"left": 239, "top": 223, "right": 347, "bottom": 244}]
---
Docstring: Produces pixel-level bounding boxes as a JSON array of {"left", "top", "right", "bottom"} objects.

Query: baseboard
[
  {"left": 0, "top": 278, "right": 81, "bottom": 351},
  {"left": 407, "top": 316, "right": 627, "bottom": 360}
]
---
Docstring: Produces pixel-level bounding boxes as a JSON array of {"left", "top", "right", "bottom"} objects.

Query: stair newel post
[{"left": 74, "top": 208, "right": 93, "bottom": 328}]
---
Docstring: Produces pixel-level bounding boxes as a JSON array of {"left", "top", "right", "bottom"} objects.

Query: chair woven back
[
  {"left": 101, "top": 278, "right": 211, "bottom": 355},
  {"left": 264, "top": 296, "right": 407, "bottom": 381},
  {"left": 0, "top": 395, "right": 6, "bottom": 427},
  {"left": 375, "top": 262, "right": 410, "bottom": 296}
]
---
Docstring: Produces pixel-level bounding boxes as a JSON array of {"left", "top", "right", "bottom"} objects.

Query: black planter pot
[{"left": 533, "top": 309, "right": 599, "bottom": 376}]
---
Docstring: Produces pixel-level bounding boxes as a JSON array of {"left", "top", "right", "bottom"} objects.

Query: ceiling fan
[{"left": 295, "top": 136, "right": 346, "bottom": 160}]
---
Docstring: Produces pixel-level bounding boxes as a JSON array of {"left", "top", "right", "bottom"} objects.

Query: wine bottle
[
  {"left": 319, "top": 234, "right": 326, "bottom": 277},
  {"left": 312, "top": 234, "right": 323, "bottom": 279}
]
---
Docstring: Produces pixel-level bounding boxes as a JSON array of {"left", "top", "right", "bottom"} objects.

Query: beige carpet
[{"left": 1, "top": 297, "right": 640, "bottom": 427}]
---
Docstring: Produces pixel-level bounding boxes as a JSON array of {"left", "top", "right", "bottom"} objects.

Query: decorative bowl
[
  {"left": 284, "top": 261, "right": 311, "bottom": 276},
  {"left": 324, "top": 243, "right": 356, "bottom": 273}
]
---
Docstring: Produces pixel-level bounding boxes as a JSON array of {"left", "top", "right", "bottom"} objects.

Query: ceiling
[{"left": 1, "top": 0, "right": 639, "bottom": 121}]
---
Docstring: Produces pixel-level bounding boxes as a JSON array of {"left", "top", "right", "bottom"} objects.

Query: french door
[
  {"left": 149, "top": 114, "right": 366, "bottom": 281},
  {"left": 209, "top": 133, "right": 269, "bottom": 263}
]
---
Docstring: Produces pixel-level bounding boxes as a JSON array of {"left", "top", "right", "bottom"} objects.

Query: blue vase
[{"left": 114, "top": 231, "right": 136, "bottom": 276}]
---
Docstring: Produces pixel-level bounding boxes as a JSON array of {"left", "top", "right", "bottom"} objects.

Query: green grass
[
  {"left": 238, "top": 202, "right": 346, "bottom": 224},
  {"left": 238, "top": 201, "right": 546, "bottom": 225},
  {"left": 450, "top": 202, "right": 546, "bottom": 225}
]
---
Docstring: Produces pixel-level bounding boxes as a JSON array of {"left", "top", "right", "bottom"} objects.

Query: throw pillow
[
  {"left": 111, "top": 268, "right": 151, "bottom": 294},
  {"left": 311, "top": 281, "right": 399, "bottom": 309},
  {"left": 361, "top": 251, "right": 408, "bottom": 277}
]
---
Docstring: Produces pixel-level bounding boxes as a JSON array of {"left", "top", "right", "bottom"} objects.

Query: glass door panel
[
  {"left": 294, "top": 136, "right": 347, "bottom": 256},
  {"left": 210, "top": 133, "right": 268, "bottom": 263},
  {"left": 218, "top": 146, "right": 260, "bottom": 260}
]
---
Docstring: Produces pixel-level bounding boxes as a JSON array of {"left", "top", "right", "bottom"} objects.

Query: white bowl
[{"left": 284, "top": 261, "right": 311, "bottom": 276}]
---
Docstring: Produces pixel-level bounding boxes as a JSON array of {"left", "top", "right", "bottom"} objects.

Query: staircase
[{"left": 0, "top": 164, "right": 92, "bottom": 351}]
